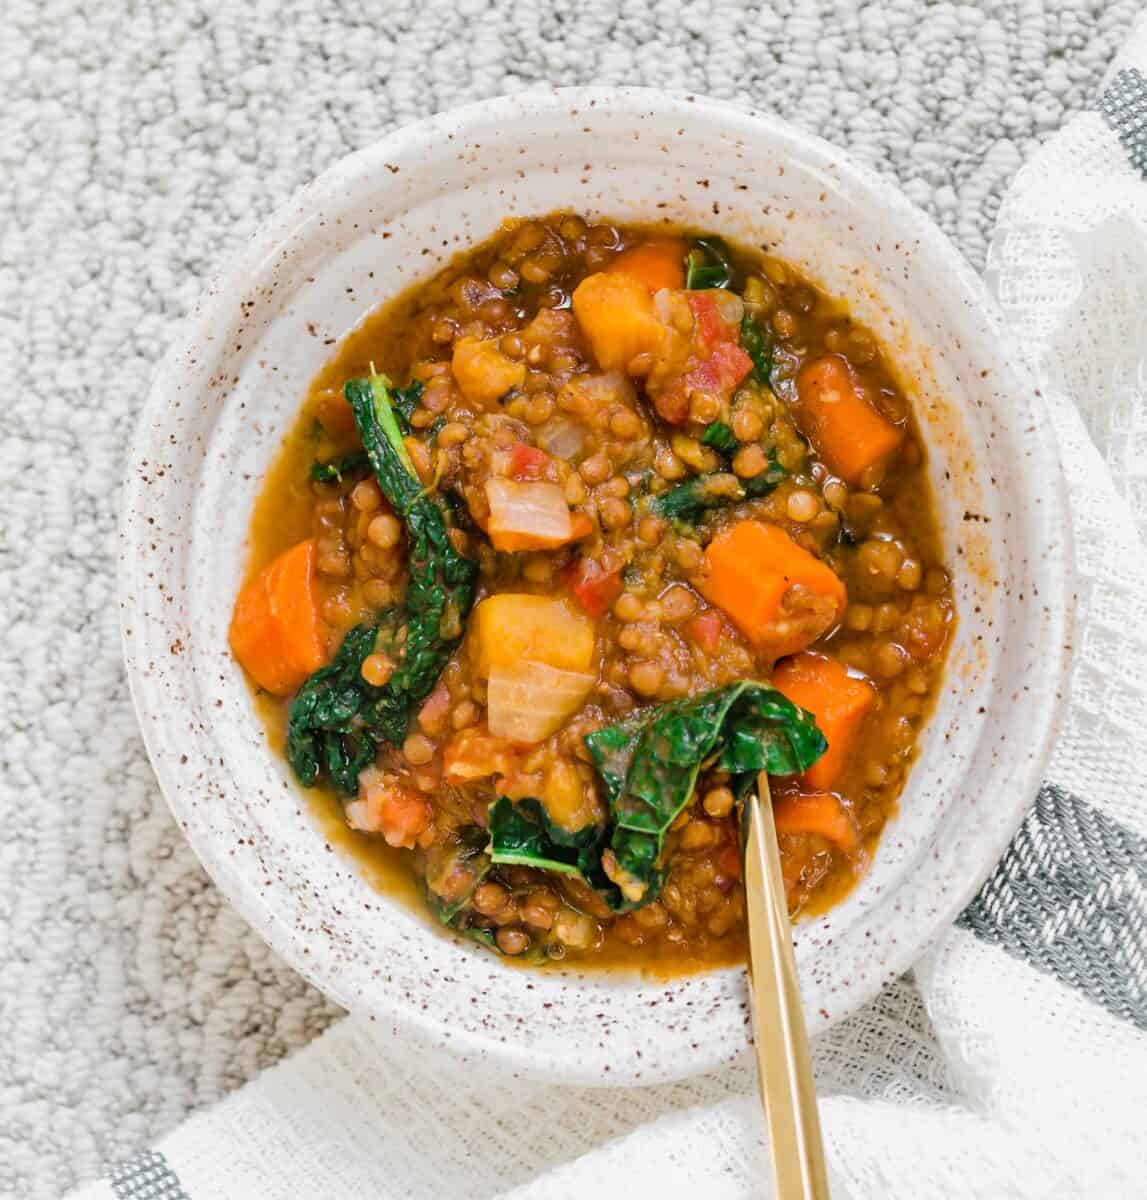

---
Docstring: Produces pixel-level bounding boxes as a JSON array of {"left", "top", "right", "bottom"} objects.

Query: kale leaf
[
  {"left": 487, "top": 796, "right": 603, "bottom": 878},
  {"left": 700, "top": 420, "right": 737, "bottom": 456},
  {"left": 286, "top": 374, "right": 478, "bottom": 794},
  {"left": 310, "top": 451, "right": 371, "bottom": 484},
  {"left": 486, "top": 684, "right": 826, "bottom": 913},
  {"left": 286, "top": 622, "right": 385, "bottom": 792},
  {"left": 347, "top": 375, "right": 479, "bottom": 747},
  {"left": 740, "top": 312, "right": 775, "bottom": 388},
  {"left": 589, "top": 683, "right": 825, "bottom": 906},
  {"left": 685, "top": 237, "right": 732, "bottom": 290},
  {"left": 390, "top": 380, "right": 424, "bottom": 435},
  {"left": 652, "top": 454, "right": 786, "bottom": 523}
]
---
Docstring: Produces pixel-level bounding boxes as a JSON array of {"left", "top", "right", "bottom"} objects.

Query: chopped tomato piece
[
  {"left": 715, "top": 840, "right": 742, "bottom": 885},
  {"left": 686, "top": 609, "right": 723, "bottom": 650},
  {"left": 508, "top": 442, "right": 553, "bottom": 481},
  {"left": 564, "top": 556, "right": 624, "bottom": 617},
  {"left": 686, "top": 291, "right": 729, "bottom": 351},
  {"left": 683, "top": 341, "right": 753, "bottom": 399},
  {"left": 346, "top": 776, "right": 433, "bottom": 849}
]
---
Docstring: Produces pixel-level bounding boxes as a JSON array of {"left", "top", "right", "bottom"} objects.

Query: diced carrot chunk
[
  {"left": 606, "top": 239, "right": 687, "bottom": 293},
  {"left": 772, "top": 791, "right": 859, "bottom": 854},
  {"left": 795, "top": 355, "right": 903, "bottom": 484},
  {"left": 452, "top": 336, "right": 527, "bottom": 407},
  {"left": 697, "top": 521, "right": 846, "bottom": 660},
  {"left": 229, "top": 539, "right": 326, "bottom": 695},
  {"left": 771, "top": 652, "right": 875, "bottom": 790},
  {"left": 571, "top": 272, "right": 665, "bottom": 373}
]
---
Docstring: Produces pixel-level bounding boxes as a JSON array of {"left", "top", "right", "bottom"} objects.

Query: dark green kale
[
  {"left": 744, "top": 450, "right": 787, "bottom": 497},
  {"left": 700, "top": 420, "right": 737, "bottom": 456},
  {"left": 310, "top": 451, "right": 371, "bottom": 484},
  {"left": 651, "top": 453, "right": 786, "bottom": 523},
  {"left": 487, "top": 796, "right": 603, "bottom": 879},
  {"left": 684, "top": 237, "right": 732, "bottom": 290},
  {"left": 390, "top": 380, "right": 424, "bottom": 434},
  {"left": 740, "top": 311, "right": 775, "bottom": 387},
  {"left": 587, "top": 683, "right": 825, "bottom": 907},
  {"left": 286, "top": 374, "right": 478, "bottom": 793},
  {"left": 348, "top": 375, "right": 479, "bottom": 745},
  {"left": 286, "top": 623, "right": 385, "bottom": 792},
  {"left": 487, "top": 684, "right": 826, "bottom": 914}
]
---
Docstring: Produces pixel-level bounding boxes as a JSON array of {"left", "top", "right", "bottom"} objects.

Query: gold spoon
[{"left": 742, "top": 771, "right": 831, "bottom": 1199}]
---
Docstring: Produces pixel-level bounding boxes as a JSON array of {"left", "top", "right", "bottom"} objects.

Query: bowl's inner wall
[{"left": 126, "top": 92, "right": 1061, "bottom": 1084}]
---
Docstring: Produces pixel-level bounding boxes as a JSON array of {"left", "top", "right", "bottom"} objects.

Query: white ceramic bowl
[{"left": 120, "top": 87, "right": 1070, "bottom": 1085}]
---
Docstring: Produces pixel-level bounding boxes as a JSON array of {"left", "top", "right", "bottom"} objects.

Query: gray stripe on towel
[
  {"left": 959, "top": 783, "right": 1147, "bottom": 1031},
  {"left": 109, "top": 1150, "right": 190, "bottom": 1200},
  {"left": 1097, "top": 67, "right": 1147, "bottom": 175}
]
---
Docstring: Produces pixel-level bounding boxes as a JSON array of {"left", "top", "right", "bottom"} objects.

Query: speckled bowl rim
[{"left": 119, "top": 87, "right": 1072, "bottom": 1085}]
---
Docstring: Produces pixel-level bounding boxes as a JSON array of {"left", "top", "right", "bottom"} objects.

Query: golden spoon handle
[{"left": 743, "top": 771, "right": 831, "bottom": 1199}]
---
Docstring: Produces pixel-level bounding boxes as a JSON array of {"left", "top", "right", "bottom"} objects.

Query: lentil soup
[{"left": 233, "top": 213, "right": 955, "bottom": 975}]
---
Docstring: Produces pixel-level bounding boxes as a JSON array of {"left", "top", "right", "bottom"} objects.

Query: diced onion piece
[
  {"left": 711, "top": 290, "right": 745, "bottom": 327},
  {"left": 486, "top": 660, "right": 596, "bottom": 745},
  {"left": 536, "top": 417, "right": 586, "bottom": 460},
  {"left": 485, "top": 479, "right": 573, "bottom": 552}
]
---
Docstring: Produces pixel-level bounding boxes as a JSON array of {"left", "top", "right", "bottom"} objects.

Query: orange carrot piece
[
  {"left": 771, "top": 652, "right": 875, "bottom": 790},
  {"left": 570, "top": 272, "right": 665, "bottom": 373},
  {"left": 229, "top": 539, "right": 326, "bottom": 695},
  {"left": 697, "top": 521, "right": 846, "bottom": 659},
  {"left": 795, "top": 355, "right": 903, "bottom": 484},
  {"left": 606, "top": 238, "right": 687, "bottom": 293},
  {"left": 772, "top": 791, "right": 859, "bottom": 853}
]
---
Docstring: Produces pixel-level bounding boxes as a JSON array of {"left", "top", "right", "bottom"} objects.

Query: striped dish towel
[{"left": 75, "top": 26, "right": 1147, "bottom": 1200}]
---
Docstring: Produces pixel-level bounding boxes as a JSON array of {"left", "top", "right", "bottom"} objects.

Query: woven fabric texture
[{"left": 2, "top": 2, "right": 1143, "bottom": 1197}]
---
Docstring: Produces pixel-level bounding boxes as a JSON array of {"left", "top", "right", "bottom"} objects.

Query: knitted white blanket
[{"left": 1, "top": 3, "right": 1141, "bottom": 1197}]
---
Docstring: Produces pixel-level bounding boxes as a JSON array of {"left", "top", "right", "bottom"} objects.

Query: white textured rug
[{"left": 1, "top": 2, "right": 1139, "bottom": 1196}]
